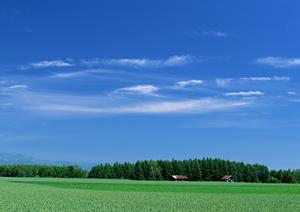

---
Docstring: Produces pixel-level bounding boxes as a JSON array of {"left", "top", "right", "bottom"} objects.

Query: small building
[
  {"left": 221, "top": 175, "right": 235, "bottom": 182},
  {"left": 172, "top": 175, "right": 188, "bottom": 181}
]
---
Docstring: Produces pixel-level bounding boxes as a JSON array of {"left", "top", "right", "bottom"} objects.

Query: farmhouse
[
  {"left": 171, "top": 175, "right": 188, "bottom": 181},
  {"left": 221, "top": 175, "right": 235, "bottom": 182}
]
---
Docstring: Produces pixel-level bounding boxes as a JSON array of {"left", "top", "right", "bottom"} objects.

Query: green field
[{"left": 0, "top": 178, "right": 299, "bottom": 211}]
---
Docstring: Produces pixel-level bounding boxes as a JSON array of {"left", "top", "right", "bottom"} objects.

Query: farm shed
[
  {"left": 221, "top": 175, "right": 235, "bottom": 182},
  {"left": 171, "top": 175, "right": 188, "bottom": 181}
]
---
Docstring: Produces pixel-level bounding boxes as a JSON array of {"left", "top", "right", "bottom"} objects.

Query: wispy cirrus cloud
[
  {"left": 80, "top": 55, "right": 197, "bottom": 68},
  {"left": 240, "top": 76, "right": 290, "bottom": 81},
  {"left": 1, "top": 84, "right": 28, "bottom": 92},
  {"left": 50, "top": 69, "right": 110, "bottom": 78},
  {"left": 170, "top": 79, "right": 204, "bottom": 90},
  {"left": 224, "top": 91, "right": 263, "bottom": 97},
  {"left": 216, "top": 76, "right": 290, "bottom": 87},
  {"left": 5, "top": 84, "right": 28, "bottom": 90},
  {"left": 20, "top": 54, "right": 212, "bottom": 71},
  {"left": 255, "top": 57, "right": 300, "bottom": 68},
  {"left": 202, "top": 30, "right": 229, "bottom": 38},
  {"left": 184, "top": 30, "right": 230, "bottom": 38},
  {"left": 287, "top": 91, "right": 297, "bottom": 95},
  {"left": 20, "top": 60, "right": 74, "bottom": 69},
  {"left": 51, "top": 70, "right": 91, "bottom": 78},
  {"left": 115, "top": 85, "right": 159, "bottom": 96},
  {"left": 216, "top": 78, "right": 233, "bottom": 87},
  {"left": 1, "top": 87, "right": 250, "bottom": 115},
  {"left": 175, "top": 80, "right": 203, "bottom": 87},
  {"left": 39, "top": 98, "right": 248, "bottom": 115}
]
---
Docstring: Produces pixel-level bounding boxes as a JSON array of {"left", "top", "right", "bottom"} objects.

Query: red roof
[
  {"left": 221, "top": 175, "right": 233, "bottom": 180},
  {"left": 172, "top": 175, "right": 188, "bottom": 180}
]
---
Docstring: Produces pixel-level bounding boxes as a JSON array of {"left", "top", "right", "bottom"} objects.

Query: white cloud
[
  {"left": 22, "top": 60, "right": 73, "bottom": 69},
  {"left": 163, "top": 55, "right": 193, "bottom": 66},
  {"left": 288, "top": 91, "right": 297, "bottom": 95},
  {"left": 240, "top": 77, "right": 272, "bottom": 81},
  {"left": 202, "top": 30, "right": 228, "bottom": 38},
  {"left": 240, "top": 76, "right": 290, "bottom": 81},
  {"left": 81, "top": 55, "right": 196, "bottom": 68},
  {"left": 104, "top": 58, "right": 158, "bottom": 67},
  {"left": 175, "top": 80, "right": 204, "bottom": 87},
  {"left": 2, "top": 89, "right": 250, "bottom": 115},
  {"left": 8, "top": 84, "right": 28, "bottom": 89},
  {"left": 255, "top": 57, "right": 300, "bottom": 68},
  {"left": 2, "top": 84, "right": 28, "bottom": 91},
  {"left": 116, "top": 85, "right": 159, "bottom": 95},
  {"left": 273, "top": 76, "right": 291, "bottom": 81},
  {"left": 216, "top": 76, "right": 290, "bottom": 87},
  {"left": 33, "top": 98, "right": 250, "bottom": 115},
  {"left": 224, "top": 91, "right": 263, "bottom": 97},
  {"left": 51, "top": 71, "right": 88, "bottom": 78},
  {"left": 50, "top": 69, "right": 106, "bottom": 78},
  {"left": 216, "top": 78, "right": 233, "bottom": 87}
]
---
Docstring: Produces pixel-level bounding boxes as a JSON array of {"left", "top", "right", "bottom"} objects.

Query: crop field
[{"left": 0, "top": 178, "right": 299, "bottom": 211}]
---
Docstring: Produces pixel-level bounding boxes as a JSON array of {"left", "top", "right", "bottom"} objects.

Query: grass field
[{"left": 0, "top": 177, "right": 299, "bottom": 211}]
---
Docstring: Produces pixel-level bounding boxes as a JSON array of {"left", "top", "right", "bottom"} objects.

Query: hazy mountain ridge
[{"left": 0, "top": 153, "right": 95, "bottom": 170}]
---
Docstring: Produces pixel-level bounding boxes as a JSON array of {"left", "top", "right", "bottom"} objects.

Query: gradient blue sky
[{"left": 1, "top": 0, "right": 300, "bottom": 169}]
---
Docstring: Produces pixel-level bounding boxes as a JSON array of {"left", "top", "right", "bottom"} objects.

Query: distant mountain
[{"left": 0, "top": 153, "right": 95, "bottom": 170}]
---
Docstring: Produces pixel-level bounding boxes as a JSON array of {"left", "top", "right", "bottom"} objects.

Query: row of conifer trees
[
  {"left": 0, "top": 158, "right": 299, "bottom": 183},
  {"left": 88, "top": 158, "right": 300, "bottom": 183},
  {"left": 0, "top": 165, "right": 87, "bottom": 178}
]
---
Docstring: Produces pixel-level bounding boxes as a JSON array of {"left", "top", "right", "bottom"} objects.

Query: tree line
[
  {"left": 0, "top": 165, "right": 87, "bottom": 178},
  {"left": 0, "top": 158, "right": 299, "bottom": 183},
  {"left": 88, "top": 158, "right": 300, "bottom": 183}
]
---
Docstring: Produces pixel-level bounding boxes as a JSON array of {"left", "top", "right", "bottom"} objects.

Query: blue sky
[{"left": 1, "top": 1, "right": 300, "bottom": 169}]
